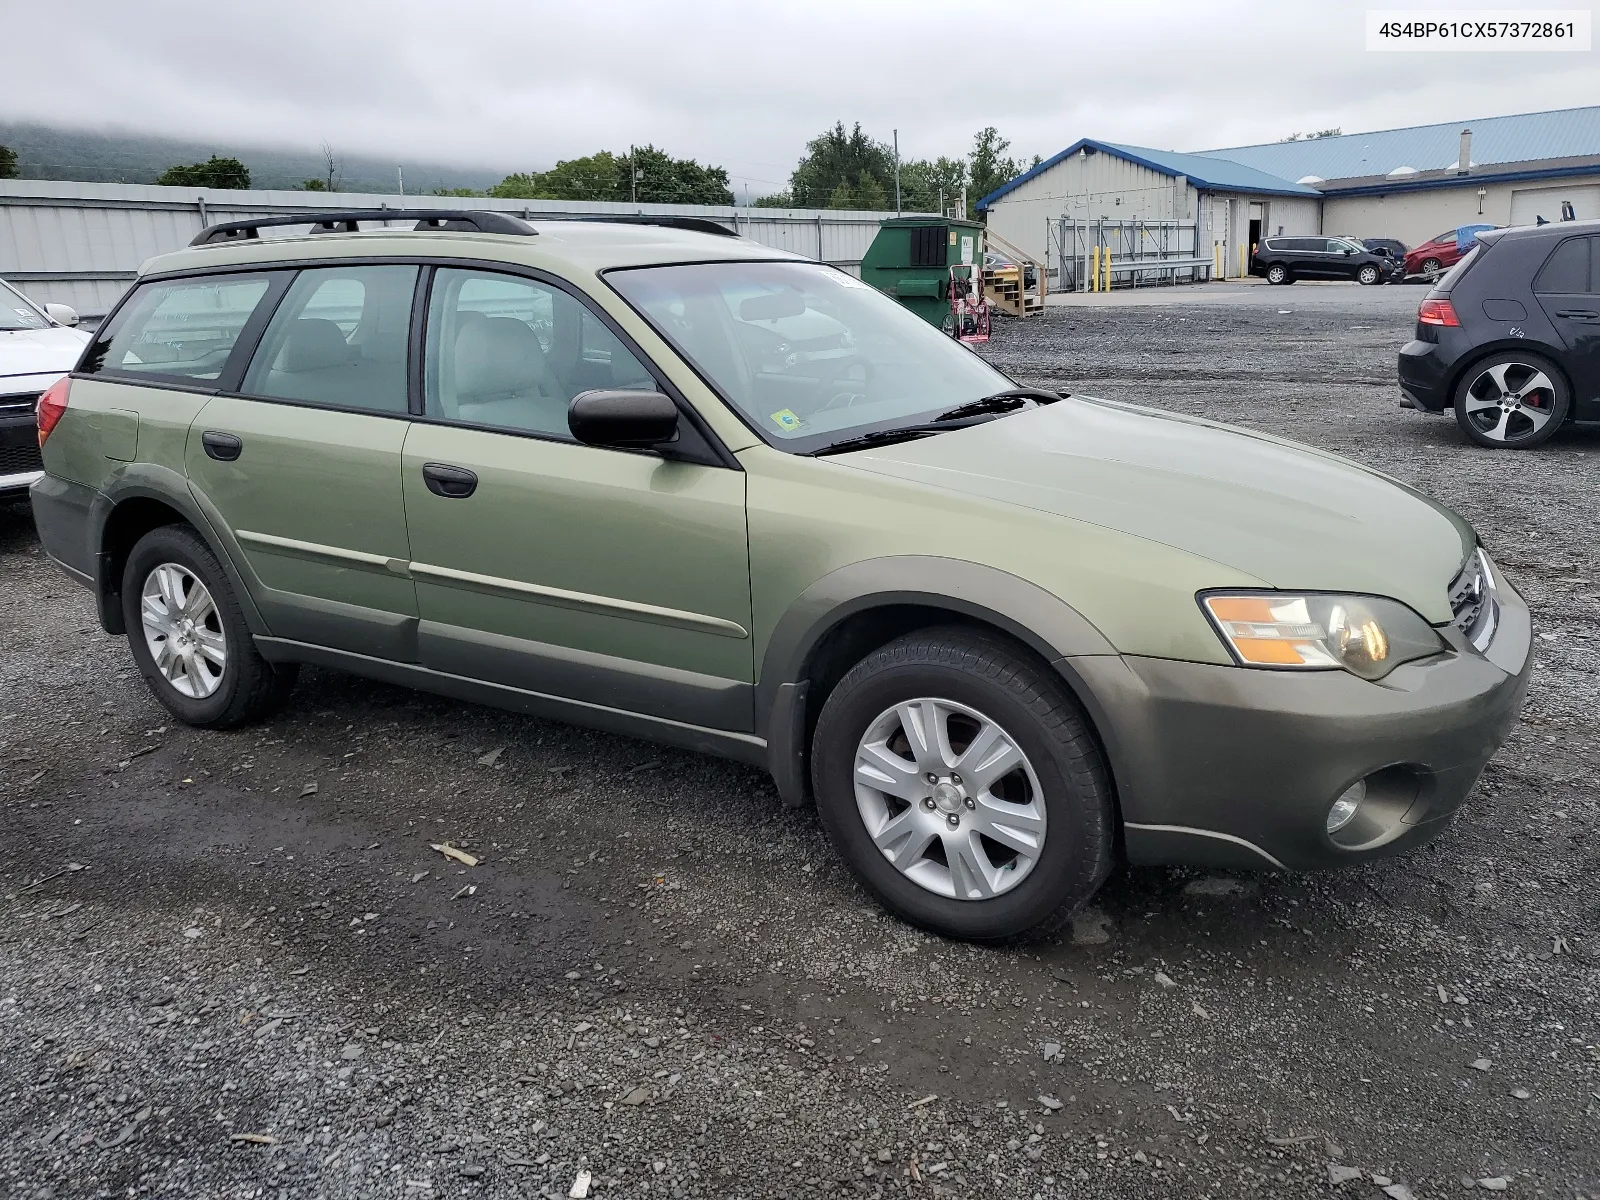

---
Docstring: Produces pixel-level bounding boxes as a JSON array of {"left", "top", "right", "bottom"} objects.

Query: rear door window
[
  {"left": 241, "top": 265, "right": 418, "bottom": 413},
  {"left": 81, "top": 274, "right": 277, "bottom": 382},
  {"left": 1533, "top": 237, "right": 1592, "bottom": 294}
]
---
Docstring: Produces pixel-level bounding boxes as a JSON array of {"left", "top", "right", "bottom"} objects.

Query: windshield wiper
[
  {"left": 934, "top": 387, "right": 1064, "bottom": 421},
  {"left": 808, "top": 416, "right": 999, "bottom": 456},
  {"left": 809, "top": 388, "right": 1065, "bottom": 457}
]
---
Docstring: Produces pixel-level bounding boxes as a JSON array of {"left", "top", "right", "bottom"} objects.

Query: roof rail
[
  {"left": 531, "top": 214, "right": 739, "bottom": 238},
  {"left": 189, "top": 208, "right": 537, "bottom": 246}
]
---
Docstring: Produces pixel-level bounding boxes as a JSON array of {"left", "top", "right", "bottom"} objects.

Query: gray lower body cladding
[{"left": 1070, "top": 577, "right": 1532, "bottom": 871}]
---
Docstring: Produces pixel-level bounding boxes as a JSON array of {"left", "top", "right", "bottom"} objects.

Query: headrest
[
  {"left": 279, "top": 319, "right": 354, "bottom": 372},
  {"left": 455, "top": 317, "right": 545, "bottom": 398}
]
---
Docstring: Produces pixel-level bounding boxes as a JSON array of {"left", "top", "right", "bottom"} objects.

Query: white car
[{"left": 1, "top": 278, "right": 90, "bottom": 499}]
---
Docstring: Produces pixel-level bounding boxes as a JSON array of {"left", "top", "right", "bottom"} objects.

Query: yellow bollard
[
  {"left": 1239, "top": 243, "right": 1247, "bottom": 278},
  {"left": 1213, "top": 242, "right": 1222, "bottom": 279}
]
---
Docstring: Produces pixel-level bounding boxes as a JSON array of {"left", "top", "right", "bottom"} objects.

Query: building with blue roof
[{"left": 978, "top": 106, "right": 1600, "bottom": 280}]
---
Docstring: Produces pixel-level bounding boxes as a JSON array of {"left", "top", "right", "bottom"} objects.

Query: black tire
[
  {"left": 1420, "top": 257, "right": 1443, "bottom": 280},
  {"left": 1452, "top": 351, "right": 1570, "bottom": 450},
  {"left": 1357, "top": 263, "right": 1381, "bottom": 286},
  {"left": 121, "top": 524, "right": 298, "bottom": 729},
  {"left": 810, "top": 626, "right": 1115, "bottom": 944},
  {"left": 1265, "top": 263, "right": 1291, "bottom": 285}
]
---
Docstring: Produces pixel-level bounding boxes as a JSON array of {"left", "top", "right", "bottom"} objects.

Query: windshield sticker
[{"left": 769, "top": 408, "right": 803, "bottom": 432}]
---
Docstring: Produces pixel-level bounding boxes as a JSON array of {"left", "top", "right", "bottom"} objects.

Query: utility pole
[
  {"left": 629, "top": 146, "right": 636, "bottom": 204},
  {"left": 893, "top": 129, "right": 901, "bottom": 214},
  {"left": 396, "top": 166, "right": 404, "bottom": 199}
]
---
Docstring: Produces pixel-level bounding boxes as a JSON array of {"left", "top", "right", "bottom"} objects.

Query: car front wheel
[
  {"left": 122, "top": 524, "right": 298, "bottom": 728},
  {"left": 1452, "top": 352, "right": 1570, "bottom": 449},
  {"left": 1266, "top": 263, "right": 1291, "bottom": 285},
  {"left": 810, "top": 627, "right": 1114, "bottom": 943},
  {"left": 1357, "top": 264, "right": 1381, "bottom": 285},
  {"left": 1421, "top": 257, "right": 1443, "bottom": 280}
]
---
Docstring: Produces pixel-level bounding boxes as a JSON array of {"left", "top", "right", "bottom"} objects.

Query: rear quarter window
[
  {"left": 1532, "top": 237, "right": 1591, "bottom": 294},
  {"left": 81, "top": 273, "right": 279, "bottom": 383}
]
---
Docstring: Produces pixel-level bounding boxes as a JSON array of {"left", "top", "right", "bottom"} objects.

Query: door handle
[
  {"left": 1553, "top": 308, "right": 1599, "bottom": 320},
  {"left": 421, "top": 462, "right": 477, "bottom": 498},
  {"left": 201, "top": 431, "right": 242, "bottom": 461}
]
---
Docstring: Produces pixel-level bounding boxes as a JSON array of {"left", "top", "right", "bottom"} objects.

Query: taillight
[
  {"left": 1417, "top": 298, "right": 1460, "bottom": 327},
  {"left": 36, "top": 376, "right": 71, "bottom": 447}
]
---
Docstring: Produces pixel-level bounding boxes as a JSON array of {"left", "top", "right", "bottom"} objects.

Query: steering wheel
[{"left": 813, "top": 355, "right": 874, "bottom": 411}]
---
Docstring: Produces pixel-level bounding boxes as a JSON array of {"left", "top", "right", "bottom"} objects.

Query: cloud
[{"left": 7, "top": 0, "right": 1598, "bottom": 193}]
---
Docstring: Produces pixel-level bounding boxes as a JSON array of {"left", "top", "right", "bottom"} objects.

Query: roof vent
[
  {"left": 1296, "top": 174, "right": 1325, "bottom": 186},
  {"left": 1455, "top": 128, "right": 1472, "bottom": 175},
  {"left": 1386, "top": 165, "right": 1419, "bottom": 178}
]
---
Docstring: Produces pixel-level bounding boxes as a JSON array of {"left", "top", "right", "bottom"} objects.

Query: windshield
[
  {"left": 606, "top": 261, "right": 1013, "bottom": 453},
  {"left": 0, "top": 279, "right": 49, "bottom": 331}
]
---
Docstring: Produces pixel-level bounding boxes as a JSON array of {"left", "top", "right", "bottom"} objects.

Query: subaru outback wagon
[{"left": 31, "top": 209, "right": 1532, "bottom": 942}]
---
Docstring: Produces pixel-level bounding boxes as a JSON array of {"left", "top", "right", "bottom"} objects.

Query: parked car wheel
[
  {"left": 1357, "top": 263, "right": 1382, "bottom": 286},
  {"left": 122, "top": 524, "right": 298, "bottom": 728},
  {"left": 1265, "top": 263, "right": 1292, "bottom": 285},
  {"left": 1452, "top": 352, "right": 1570, "bottom": 449},
  {"left": 810, "top": 627, "right": 1114, "bottom": 943},
  {"left": 1420, "top": 257, "right": 1444, "bottom": 281}
]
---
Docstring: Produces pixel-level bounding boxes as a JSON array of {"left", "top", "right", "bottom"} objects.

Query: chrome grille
[{"left": 1448, "top": 548, "right": 1498, "bottom": 652}]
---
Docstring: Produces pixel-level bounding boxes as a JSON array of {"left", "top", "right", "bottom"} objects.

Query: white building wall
[
  {"left": 983, "top": 151, "right": 1198, "bottom": 267},
  {"left": 1322, "top": 172, "right": 1600, "bottom": 246},
  {"left": 0, "top": 180, "right": 917, "bottom": 315}
]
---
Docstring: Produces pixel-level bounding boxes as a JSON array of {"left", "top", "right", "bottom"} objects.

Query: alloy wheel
[
  {"left": 852, "top": 697, "right": 1046, "bottom": 901},
  {"left": 1421, "top": 257, "right": 1443, "bottom": 281},
  {"left": 1460, "top": 361, "right": 1559, "bottom": 445},
  {"left": 140, "top": 562, "right": 227, "bottom": 699}
]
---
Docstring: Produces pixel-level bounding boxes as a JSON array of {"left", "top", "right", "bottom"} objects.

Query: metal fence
[
  {"left": 0, "top": 180, "right": 923, "bottom": 315},
  {"left": 1050, "top": 219, "right": 1209, "bottom": 291}
]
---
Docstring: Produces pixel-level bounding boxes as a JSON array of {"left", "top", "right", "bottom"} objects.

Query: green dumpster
[{"left": 859, "top": 215, "right": 986, "bottom": 327}]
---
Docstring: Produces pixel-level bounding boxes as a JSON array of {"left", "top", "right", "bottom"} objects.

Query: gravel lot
[{"left": 2, "top": 282, "right": 1596, "bottom": 1200}]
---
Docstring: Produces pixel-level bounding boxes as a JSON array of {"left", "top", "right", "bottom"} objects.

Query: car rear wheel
[
  {"left": 1357, "top": 264, "right": 1381, "bottom": 286},
  {"left": 1265, "top": 263, "right": 1291, "bottom": 285},
  {"left": 810, "top": 627, "right": 1115, "bottom": 943},
  {"left": 1420, "top": 257, "right": 1443, "bottom": 281},
  {"left": 122, "top": 524, "right": 298, "bottom": 728},
  {"left": 1452, "top": 352, "right": 1570, "bottom": 449}
]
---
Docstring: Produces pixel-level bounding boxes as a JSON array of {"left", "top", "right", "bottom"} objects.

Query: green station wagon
[{"left": 29, "top": 209, "right": 1532, "bottom": 942}]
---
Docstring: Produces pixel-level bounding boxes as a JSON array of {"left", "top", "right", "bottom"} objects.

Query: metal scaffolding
[{"left": 1050, "top": 218, "right": 1211, "bottom": 292}]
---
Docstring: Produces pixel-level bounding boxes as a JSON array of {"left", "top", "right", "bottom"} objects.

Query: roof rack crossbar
[{"left": 190, "top": 208, "right": 537, "bottom": 246}]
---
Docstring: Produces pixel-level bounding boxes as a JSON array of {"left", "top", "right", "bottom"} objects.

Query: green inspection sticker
[{"left": 769, "top": 408, "right": 803, "bottom": 432}]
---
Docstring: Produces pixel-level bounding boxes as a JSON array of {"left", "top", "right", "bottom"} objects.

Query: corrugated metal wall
[{"left": 0, "top": 180, "right": 921, "bottom": 315}]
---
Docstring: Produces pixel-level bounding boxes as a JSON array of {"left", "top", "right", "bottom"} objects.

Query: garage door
[{"left": 1510, "top": 184, "right": 1600, "bottom": 227}]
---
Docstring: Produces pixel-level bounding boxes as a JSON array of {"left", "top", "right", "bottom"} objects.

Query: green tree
[
  {"left": 788, "top": 122, "right": 895, "bottom": 208},
  {"left": 967, "top": 127, "right": 1020, "bottom": 218},
  {"left": 300, "top": 178, "right": 327, "bottom": 191},
  {"left": 156, "top": 155, "right": 251, "bottom": 189},
  {"left": 750, "top": 191, "right": 794, "bottom": 208},
  {"left": 899, "top": 155, "right": 967, "bottom": 214},
  {"left": 0, "top": 144, "right": 17, "bottom": 180},
  {"left": 489, "top": 146, "right": 732, "bottom": 205},
  {"left": 432, "top": 186, "right": 486, "bottom": 198}
]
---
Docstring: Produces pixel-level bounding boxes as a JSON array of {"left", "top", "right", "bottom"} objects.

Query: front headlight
[{"left": 1201, "top": 592, "right": 1445, "bottom": 680}]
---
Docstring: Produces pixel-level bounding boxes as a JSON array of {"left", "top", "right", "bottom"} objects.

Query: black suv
[
  {"left": 1398, "top": 219, "right": 1600, "bottom": 449},
  {"left": 1251, "top": 236, "right": 1400, "bottom": 285}
]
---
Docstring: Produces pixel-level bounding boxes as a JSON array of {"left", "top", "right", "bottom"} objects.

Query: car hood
[
  {"left": 838, "top": 397, "right": 1473, "bottom": 624},
  {"left": 0, "top": 325, "right": 90, "bottom": 383}
]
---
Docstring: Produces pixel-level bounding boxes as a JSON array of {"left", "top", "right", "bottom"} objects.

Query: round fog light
[{"left": 1326, "top": 780, "right": 1367, "bottom": 834}]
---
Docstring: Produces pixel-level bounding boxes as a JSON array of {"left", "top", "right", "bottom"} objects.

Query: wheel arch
[
  {"left": 756, "top": 558, "right": 1124, "bottom": 815},
  {"left": 1442, "top": 341, "right": 1575, "bottom": 417},
  {"left": 91, "top": 467, "right": 267, "bottom": 638}
]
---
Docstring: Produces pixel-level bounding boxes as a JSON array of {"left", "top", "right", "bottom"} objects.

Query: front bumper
[
  {"left": 0, "top": 410, "right": 43, "bottom": 497},
  {"left": 1066, "top": 569, "right": 1532, "bottom": 871}
]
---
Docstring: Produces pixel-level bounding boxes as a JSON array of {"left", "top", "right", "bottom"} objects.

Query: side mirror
[
  {"left": 1343, "top": 248, "right": 1355, "bottom": 256},
  {"left": 44, "top": 303, "right": 79, "bottom": 327},
  {"left": 569, "top": 389, "right": 680, "bottom": 449}
]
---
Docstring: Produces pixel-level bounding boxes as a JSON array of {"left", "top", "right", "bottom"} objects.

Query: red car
[{"left": 1403, "top": 224, "right": 1498, "bottom": 279}]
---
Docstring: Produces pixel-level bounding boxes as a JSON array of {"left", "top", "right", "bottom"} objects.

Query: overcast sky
[{"left": 8, "top": 0, "right": 1599, "bottom": 196}]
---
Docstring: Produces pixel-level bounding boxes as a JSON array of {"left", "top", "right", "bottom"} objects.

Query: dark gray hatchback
[{"left": 1398, "top": 219, "right": 1600, "bottom": 448}]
